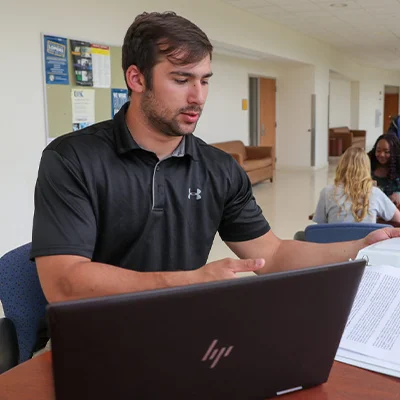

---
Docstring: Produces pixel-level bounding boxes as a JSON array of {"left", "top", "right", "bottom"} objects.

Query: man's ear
[{"left": 125, "top": 65, "right": 146, "bottom": 93}]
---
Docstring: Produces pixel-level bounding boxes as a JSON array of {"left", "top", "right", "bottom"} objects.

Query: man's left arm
[
  {"left": 226, "top": 228, "right": 400, "bottom": 274},
  {"left": 219, "top": 157, "right": 400, "bottom": 273}
]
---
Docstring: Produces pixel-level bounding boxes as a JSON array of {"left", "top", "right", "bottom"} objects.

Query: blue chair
[
  {"left": 0, "top": 243, "right": 48, "bottom": 372},
  {"left": 304, "top": 223, "right": 391, "bottom": 243}
]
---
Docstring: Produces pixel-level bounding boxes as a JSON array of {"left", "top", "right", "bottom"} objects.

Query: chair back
[
  {"left": 304, "top": 223, "right": 391, "bottom": 243},
  {"left": 0, "top": 243, "right": 48, "bottom": 362}
]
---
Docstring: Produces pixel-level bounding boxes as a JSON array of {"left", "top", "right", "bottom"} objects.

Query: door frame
[
  {"left": 383, "top": 86, "right": 400, "bottom": 134},
  {"left": 248, "top": 74, "right": 277, "bottom": 153},
  {"left": 248, "top": 76, "right": 260, "bottom": 146}
]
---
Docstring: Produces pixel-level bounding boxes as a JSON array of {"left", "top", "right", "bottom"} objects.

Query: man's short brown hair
[{"left": 122, "top": 11, "right": 213, "bottom": 95}]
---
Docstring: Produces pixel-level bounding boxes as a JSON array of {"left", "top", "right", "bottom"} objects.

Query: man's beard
[{"left": 140, "top": 90, "right": 202, "bottom": 137}]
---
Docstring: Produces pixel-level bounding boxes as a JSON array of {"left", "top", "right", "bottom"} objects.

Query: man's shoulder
[
  {"left": 192, "top": 136, "right": 237, "bottom": 164},
  {"left": 46, "top": 119, "right": 115, "bottom": 159}
]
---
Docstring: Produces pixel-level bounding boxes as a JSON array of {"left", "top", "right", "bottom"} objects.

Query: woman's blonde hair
[{"left": 334, "top": 147, "right": 373, "bottom": 222}]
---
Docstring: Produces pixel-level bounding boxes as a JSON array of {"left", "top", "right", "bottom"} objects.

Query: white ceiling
[{"left": 222, "top": 0, "right": 400, "bottom": 70}]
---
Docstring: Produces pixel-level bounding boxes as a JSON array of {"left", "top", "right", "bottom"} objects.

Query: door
[
  {"left": 259, "top": 78, "right": 276, "bottom": 168},
  {"left": 384, "top": 93, "right": 399, "bottom": 133}
]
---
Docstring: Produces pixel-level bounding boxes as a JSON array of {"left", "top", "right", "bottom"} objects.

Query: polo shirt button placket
[{"left": 152, "top": 162, "right": 164, "bottom": 211}]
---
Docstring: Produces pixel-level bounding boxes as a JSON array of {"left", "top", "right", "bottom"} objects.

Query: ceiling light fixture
[{"left": 330, "top": 3, "right": 348, "bottom": 7}]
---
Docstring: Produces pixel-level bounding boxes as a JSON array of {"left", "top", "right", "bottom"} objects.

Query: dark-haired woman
[{"left": 368, "top": 133, "right": 400, "bottom": 206}]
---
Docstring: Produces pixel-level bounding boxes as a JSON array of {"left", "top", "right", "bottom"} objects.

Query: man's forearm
[
  {"left": 51, "top": 261, "right": 199, "bottom": 302},
  {"left": 259, "top": 239, "right": 363, "bottom": 274}
]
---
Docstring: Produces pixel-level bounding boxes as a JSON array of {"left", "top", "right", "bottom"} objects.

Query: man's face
[{"left": 140, "top": 55, "right": 212, "bottom": 137}]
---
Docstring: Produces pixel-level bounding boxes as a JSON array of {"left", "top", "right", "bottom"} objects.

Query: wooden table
[{"left": 0, "top": 353, "right": 399, "bottom": 400}]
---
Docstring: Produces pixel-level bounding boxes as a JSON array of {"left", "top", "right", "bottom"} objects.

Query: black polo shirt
[{"left": 31, "top": 103, "right": 270, "bottom": 271}]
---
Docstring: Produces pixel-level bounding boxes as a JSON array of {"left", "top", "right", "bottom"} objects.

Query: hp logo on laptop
[{"left": 201, "top": 339, "right": 234, "bottom": 369}]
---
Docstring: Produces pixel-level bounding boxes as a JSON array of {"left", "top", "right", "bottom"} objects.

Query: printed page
[
  {"left": 362, "top": 237, "right": 400, "bottom": 251},
  {"left": 339, "top": 265, "right": 400, "bottom": 365}
]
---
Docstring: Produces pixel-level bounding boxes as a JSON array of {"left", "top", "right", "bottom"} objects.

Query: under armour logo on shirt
[{"left": 188, "top": 188, "right": 202, "bottom": 200}]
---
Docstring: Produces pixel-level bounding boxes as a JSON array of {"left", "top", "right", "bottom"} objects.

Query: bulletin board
[{"left": 42, "top": 34, "right": 128, "bottom": 142}]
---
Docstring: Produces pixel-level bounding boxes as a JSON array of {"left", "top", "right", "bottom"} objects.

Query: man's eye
[{"left": 175, "top": 79, "right": 187, "bottom": 84}]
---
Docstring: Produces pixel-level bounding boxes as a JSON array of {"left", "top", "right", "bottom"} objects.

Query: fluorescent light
[{"left": 330, "top": 3, "right": 348, "bottom": 7}]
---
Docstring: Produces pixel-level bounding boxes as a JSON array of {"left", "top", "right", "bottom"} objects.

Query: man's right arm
[
  {"left": 36, "top": 255, "right": 265, "bottom": 303},
  {"left": 33, "top": 148, "right": 264, "bottom": 303},
  {"left": 36, "top": 255, "right": 197, "bottom": 302}
]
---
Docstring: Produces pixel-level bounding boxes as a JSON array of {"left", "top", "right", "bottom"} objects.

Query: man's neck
[{"left": 125, "top": 103, "right": 184, "bottom": 160}]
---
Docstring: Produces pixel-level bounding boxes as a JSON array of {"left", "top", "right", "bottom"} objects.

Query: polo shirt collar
[{"left": 114, "top": 102, "right": 199, "bottom": 161}]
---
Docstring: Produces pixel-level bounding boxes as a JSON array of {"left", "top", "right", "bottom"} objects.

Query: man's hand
[
  {"left": 363, "top": 227, "right": 400, "bottom": 248},
  {"left": 193, "top": 258, "right": 265, "bottom": 283}
]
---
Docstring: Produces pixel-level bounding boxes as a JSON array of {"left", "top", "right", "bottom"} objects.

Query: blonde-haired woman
[{"left": 313, "top": 147, "right": 400, "bottom": 224}]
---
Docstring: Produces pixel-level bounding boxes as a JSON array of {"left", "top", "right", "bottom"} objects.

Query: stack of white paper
[
  {"left": 356, "top": 237, "right": 400, "bottom": 268},
  {"left": 334, "top": 239, "right": 400, "bottom": 377}
]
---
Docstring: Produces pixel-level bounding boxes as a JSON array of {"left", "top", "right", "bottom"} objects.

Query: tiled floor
[{"left": 0, "top": 163, "right": 336, "bottom": 317}]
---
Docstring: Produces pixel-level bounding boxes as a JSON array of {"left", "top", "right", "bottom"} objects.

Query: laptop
[{"left": 47, "top": 260, "right": 366, "bottom": 400}]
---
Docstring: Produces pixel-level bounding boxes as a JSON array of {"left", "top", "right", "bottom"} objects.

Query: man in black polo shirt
[{"left": 32, "top": 11, "right": 400, "bottom": 303}]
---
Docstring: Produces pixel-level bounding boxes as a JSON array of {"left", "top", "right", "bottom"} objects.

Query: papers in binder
[{"left": 335, "top": 238, "right": 400, "bottom": 378}]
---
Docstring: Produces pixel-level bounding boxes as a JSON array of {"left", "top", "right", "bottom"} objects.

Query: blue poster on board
[
  {"left": 44, "top": 35, "right": 69, "bottom": 85},
  {"left": 111, "top": 89, "right": 129, "bottom": 117}
]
